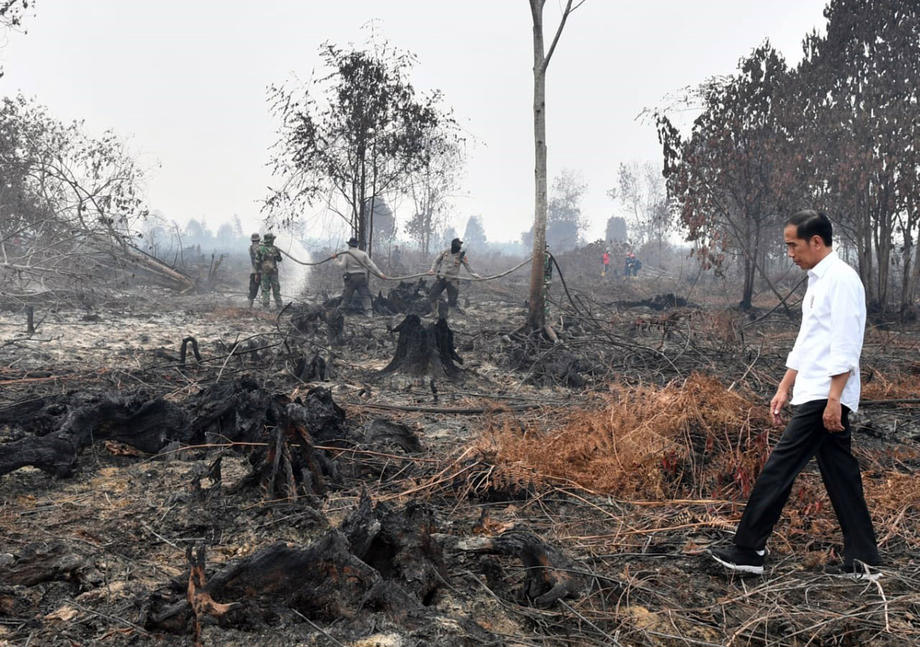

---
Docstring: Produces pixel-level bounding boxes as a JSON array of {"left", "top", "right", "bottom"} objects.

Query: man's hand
[
  {"left": 379, "top": 274, "right": 388, "bottom": 280},
  {"left": 427, "top": 269, "right": 435, "bottom": 275},
  {"left": 823, "top": 398, "right": 845, "bottom": 432},
  {"left": 769, "top": 389, "right": 788, "bottom": 427}
]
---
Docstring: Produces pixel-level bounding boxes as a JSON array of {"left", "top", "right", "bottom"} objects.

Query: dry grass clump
[
  {"left": 861, "top": 365, "right": 920, "bottom": 401},
  {"left": 866, "top": 472, "right": 920, "bottom": 548},
  {"left": 476, "top": 374, "right": 774, "bottom": 501}
]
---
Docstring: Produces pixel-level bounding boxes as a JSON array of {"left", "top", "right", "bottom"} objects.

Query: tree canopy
[{"left": 265, "top": 37, "right": 455, "bottom": 257}]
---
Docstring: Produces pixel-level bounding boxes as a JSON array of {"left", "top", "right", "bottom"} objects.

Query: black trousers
[
  {"left": 340, "top": 273, "right": 372, "bottom": 311},
  {"left": 734, "top": 399, "right": 880, "bottom": 565},
  {"left": 428, "top": 277, "right": 459, "bottom": 307},
  {"left": 248, "top": 273, "right": 260, "bottom": 301}
]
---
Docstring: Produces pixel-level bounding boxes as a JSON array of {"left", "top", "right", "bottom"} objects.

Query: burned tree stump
[
  {"left": 145, "top": 493, "right": 453, "bottom": 641},
  {"left": 379, "top": 315, "right": 463, "bottom": 380},
  {"left": 0, "top": 394, "right": 190, "bottom": 477},
  {"left": 373, "top": 279, "right": 431, "bottom": 316},
  {"left": 189, "top": 379, "right": 346, "bottom": 499},
  {"left": 291, "top": 304, "right": 344, "bottom": 345},
  {"left": 458, "top": 530, "right": 586, "bottom": 607},
  {"left": 293, "top": 352, "right": 327, "bottom": 382},
  {"left": 341, "top": 492, "right": 446, "bottom": 603},
  {"left": 146, "top": 531, "right": 416, "bottom": 634}
]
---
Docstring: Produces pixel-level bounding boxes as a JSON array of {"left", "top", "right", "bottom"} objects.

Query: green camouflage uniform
[
  {"left": 248, "top": 240, "right": 261, "bottom": 305},
  {"left": 256, "top": 241, "right": 283, "bottom": 308}
]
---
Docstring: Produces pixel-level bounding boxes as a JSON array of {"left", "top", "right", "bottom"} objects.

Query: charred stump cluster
[{"left": 0, "top": 364, "right": 586, "bottom": 645}]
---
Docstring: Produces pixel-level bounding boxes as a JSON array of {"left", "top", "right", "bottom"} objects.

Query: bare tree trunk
[
  {"left": 357, "top": 152, "right": 368, "bottom": 250},
  {"left": 528, "top": 2, "right": 548, "bottom": 331},
  {"left": 874, "top": 206, "right": 892, "bottom": 314},
  {"left": 527, "top": 0, "right": 579, "bottom": 331},
  {"left": 909, "top": 225, "right": 920, "bottom": 309}
]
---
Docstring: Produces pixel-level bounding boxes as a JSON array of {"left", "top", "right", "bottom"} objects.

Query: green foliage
[
  {"left": 265, "top": 37, "right": 455, "bottom": 255},
  {"left": 657, "top": 0, "right": 920, "bottom": 313}
]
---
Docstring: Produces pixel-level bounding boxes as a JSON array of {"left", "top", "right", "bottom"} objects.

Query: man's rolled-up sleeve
[
  {"left": 827, "top": 277, "right": 863, "bottom": 376},
  {"left": 786, "top": 337, "right": 803, "bottom": 371}
]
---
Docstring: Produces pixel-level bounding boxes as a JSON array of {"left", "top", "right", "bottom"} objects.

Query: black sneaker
[
  {"left": 708, "top": 545, "right": 765, "bottom": 575},
  {"left": 824, "top": 561, "right": 883, "bottom": 581}
]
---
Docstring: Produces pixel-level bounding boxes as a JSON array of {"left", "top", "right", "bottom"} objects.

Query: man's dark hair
[{"left": 786, "top": 209, "right": 832, "bottom": 246}]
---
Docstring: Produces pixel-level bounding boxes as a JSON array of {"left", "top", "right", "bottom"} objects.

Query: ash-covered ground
[{"left": 1, "top": 274, "right": 919, "bottom": 647}]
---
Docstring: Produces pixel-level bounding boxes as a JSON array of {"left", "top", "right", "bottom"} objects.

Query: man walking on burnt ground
[
  {"left": 427, "top": 237, "right": 480, "bottom": 316},
  {"left": 708, "top": 210, "right": 881, "bottom": 579},
  {"left": 247, "top": 233, "right": 261, "bottom": 308},
  {"left": 256, "top": 232, "right": 283, "bottom": 310},
  {"left": 335, "top": 237, "right": 386, "bottom": 315}
]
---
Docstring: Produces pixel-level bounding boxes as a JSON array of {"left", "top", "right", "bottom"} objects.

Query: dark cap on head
[
  {"left": 251, "top": 233, "right": 260, "bottom": 241},
  {"left": 347, "top": 237, "right": 359, "bottom": 247},
  {"left": 263, "top": 232, "right": 275, "bottom": 242}
]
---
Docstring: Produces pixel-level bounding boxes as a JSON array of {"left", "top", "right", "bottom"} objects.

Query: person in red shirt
[{"left": 602, "top": 250, "right": 610, "bottom": 276}]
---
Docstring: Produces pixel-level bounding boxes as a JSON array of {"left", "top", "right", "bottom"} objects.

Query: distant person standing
[
  {"left": 256, "top": 232, "right": 283, "bottom": 310},
  {"left": 391, "top": 245, "right": 403, "bottom": 275},
  {"left": 335, "top": 237, "right": 386, "bottom": 315},
  {"left": 708, "top": 210, "right": 880, "bottom": 578},
  {"left": 628, "top": 252, "right": 641, "bottom": 277},
  {"left": 248, "top": 233, "right": 261, "bottom": 308},
  {"left": 602, "top": 249, "right": 610, "bottom": 277},
  {"left": 428, "top": 237, "right": 480, "bottom": 315}
]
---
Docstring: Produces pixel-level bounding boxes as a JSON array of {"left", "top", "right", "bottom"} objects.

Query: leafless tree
[{"left": 527, "top": 0, "right": 585, "bottom": 331}]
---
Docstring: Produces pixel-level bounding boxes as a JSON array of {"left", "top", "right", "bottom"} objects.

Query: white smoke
[{"left": 272, "top": 232, "right": 312, "bottom": 298}]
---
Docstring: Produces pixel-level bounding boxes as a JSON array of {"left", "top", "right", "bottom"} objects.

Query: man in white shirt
[{"left": 709, "top": 210, "right": 880, "bottom": 578}]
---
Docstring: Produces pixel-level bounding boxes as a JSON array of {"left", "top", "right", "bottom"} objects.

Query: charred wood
[
  {"left": 379, "top": 315, "right": 463, "bottom": 380},
  {"left": 0, "top": 395, "right": 190, "bottom": 477},
  {"left": 458, "top": 530, "right": 587, "bottom": 607}
]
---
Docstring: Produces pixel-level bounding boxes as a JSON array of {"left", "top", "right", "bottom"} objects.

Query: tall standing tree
[
  {"left": 523, "top": 169, "right": 587, "bottom": 250},
  {"left": 462, "top": 215, "right": 487, "bottom": 250},
  {"left": 614, "top": 161, "right": 670, "bottom": 253},
  {"left": 527, "top": 0, "right": 584, "bottom": 331},
  {"left": 657, "top": 43, "right": 797, "bottom": 309},
  {"left": 266, "top": 38, "right": 451, "bottom": 257},
  {"left": 793, "top": 0, "right": 920, "bottom": 314},
  {"left": 405, "top": 127, "right": 465, "bottom": 257}
]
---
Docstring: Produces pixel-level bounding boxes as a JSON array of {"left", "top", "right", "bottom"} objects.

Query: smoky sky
[{"left": 1, "top": 0, "right": 827, "bottom": 244}]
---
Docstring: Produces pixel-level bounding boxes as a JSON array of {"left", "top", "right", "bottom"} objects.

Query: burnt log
[
  {"left": 363, "top": 418, "right": 422, "bottom": 454},
  {"left": 0, "top": 542, "right": 100, "bottom": 587},
  {"left": 189, "top": 379, "right": 346, "bottom": 499},
  {"left": 457, "top": 530, "right": 586, "bottom": 607},
  {"left": 146, "top": 531, "right": 417, "bottom": 633},
  {"left": 0, "top": 394, "right": 190, "bottom": 477},
  {"left": 0, "top": 395, "right": 69, "bottom": 437},
  {"left": 341, "top": 492, "right": 446, "bottom": 603},
  {"left": 379, "top": 315, "right": 463, "bottom": 380}
]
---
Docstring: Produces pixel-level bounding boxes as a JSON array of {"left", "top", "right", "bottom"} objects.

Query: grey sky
[{"left": 2, "top": 1, "right": 827, "bottom": 245}]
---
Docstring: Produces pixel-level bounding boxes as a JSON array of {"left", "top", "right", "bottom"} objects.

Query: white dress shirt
[{"left": 786, "top": 250, "right": 865, "bottom": 412}]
